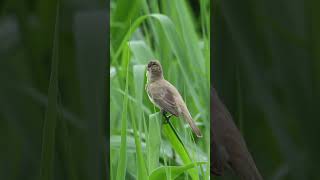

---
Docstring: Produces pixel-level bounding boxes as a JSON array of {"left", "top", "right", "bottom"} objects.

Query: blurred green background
[
  {"left": 0, "top": 0, "right": 108, "bottom": 180},
  {"left": 214, "top": 0, "right": 320, "bottom": 179}
]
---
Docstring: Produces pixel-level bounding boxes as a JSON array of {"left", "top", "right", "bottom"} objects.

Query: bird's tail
[
  {"left": 182, "top": 111, "right": 202, "bottom": 138},
  {"left": 231, "top": 147, "right": 264, "bottom": 180}
]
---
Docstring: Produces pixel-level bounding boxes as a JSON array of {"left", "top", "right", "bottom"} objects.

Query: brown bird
[
  {"left": 211, "top": 88, "right": 263, "bottom": 180},
  {"left": 145, "top": 60, "right": 202, "bottom": 138}
]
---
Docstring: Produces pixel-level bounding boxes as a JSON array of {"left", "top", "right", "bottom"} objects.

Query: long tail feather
[{"left": 182, "top": 112, "right": 202, "bottom": 138}]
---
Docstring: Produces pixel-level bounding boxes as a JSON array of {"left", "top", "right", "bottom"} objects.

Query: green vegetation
[
  {"left": 214, "top": 0, "right": 320, "bottom": 179},
  {"left": 0, "top": 1, "right": 107, "bottom": 180},
  {"left": 110, "top": 0, "right": 210, "bottom": 179}
]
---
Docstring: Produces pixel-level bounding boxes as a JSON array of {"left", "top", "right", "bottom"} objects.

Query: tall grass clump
[{"left": 110, "top": 0, "right": 210, "bottom": 179}]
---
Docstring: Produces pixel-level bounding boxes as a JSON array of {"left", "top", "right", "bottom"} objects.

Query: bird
[
  {"left": 145, "top": 60, "right": 202, "bottom": 138},
  {"left": 211, "top": 88, "right": 263, "bottom": 180}
]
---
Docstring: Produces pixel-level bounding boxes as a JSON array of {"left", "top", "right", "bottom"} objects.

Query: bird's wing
[{"left": 149, "top": 84, "right": 179, "bottom": 116}]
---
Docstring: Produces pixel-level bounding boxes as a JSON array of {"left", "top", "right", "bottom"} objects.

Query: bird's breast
[
  {"left": 147, "top": 92, "right": 154, "bottom": 104},
  {"left": 146, "top": 84, "right": 158, "bottom": 108}
]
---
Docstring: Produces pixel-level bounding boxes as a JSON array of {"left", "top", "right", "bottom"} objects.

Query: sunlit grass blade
[
  {"left": 133, "top": 64, "right": 146, "bottom": 132},
  {"left": 127, "top": 43, "right": 148, "bottom": 180},
  {"left": 149, "top": 162, "right": 206, "bottom": 180},
  {"left": 130, "top": 41, "right": 155, "bottom": 64},
  {"left": 111, "top": 135, "right": 147, "bottom": 153},
  {"left": 111, "top": 0, "right": 143, "bottom": 50},
  {"left": 115, "top": 43, "right": 130, "bottom": 180},
  {"left": 161, "top": 114, "right": 199, "bottom": 180},
  {"left": 129, "top": 101, "right": 148, "bottom": 180},
  {"left": 147, "top": 113, "right": 161, "bottom": 173},
  {"left": 172, "top": 0, "right": 206, "bottom": 73},
  {"left": 114, "top": 88, "right": 151, "bottom": 114}
]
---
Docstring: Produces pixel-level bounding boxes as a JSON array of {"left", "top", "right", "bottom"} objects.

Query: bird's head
[{"left": 146, "top": 60, "right": 163, "bottom": 81}]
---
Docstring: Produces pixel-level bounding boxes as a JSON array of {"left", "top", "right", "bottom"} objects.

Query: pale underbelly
[{"left": 147, "top": 93, "right": 161, "bottom": 109}]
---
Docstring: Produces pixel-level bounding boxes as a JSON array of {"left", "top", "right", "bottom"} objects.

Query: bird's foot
[
  {"left": 161, "top": 110, "right": 172, "bottom": 124},
  {"left": 165, "top": 114, "right": 172, "bottom": 119}
]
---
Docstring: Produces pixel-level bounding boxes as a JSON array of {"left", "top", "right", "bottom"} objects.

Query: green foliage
[
  {"left": 147, "top": 113, "right": 161, "bottom": 173},
  {"left": 110, "top": 0, "right": 210, "bottom": 179},
  {"left": 214, "top": 0, "right": 320, "bottom": 179},
  {"left": 0, "top": 1, "right": 108, "bottom": 180},
  {"left": 116, "top": 43, "right": 130, "bottom": 180},
  {"left": 149, "top": 162, "right": 206, "bottom": 180},
  {"left": 162, "top": 116, "right": 200, "bottom": 180},
  {"left": 39, "top": 4, "right": 60, "bottom": 180}
]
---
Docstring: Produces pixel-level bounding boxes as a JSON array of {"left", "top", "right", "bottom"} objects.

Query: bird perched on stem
[
  {"left": 145, "top": 60, "right": 202, "bottom": 138},
  {"left": 211, "top": 88, "right": 263, "bottom": 180}
]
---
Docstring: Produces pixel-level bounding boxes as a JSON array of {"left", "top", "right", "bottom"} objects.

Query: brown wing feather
[{"left": 148, "top": 83, "right": 179, "bottom": 116}]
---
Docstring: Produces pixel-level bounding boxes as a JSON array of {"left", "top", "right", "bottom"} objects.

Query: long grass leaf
[
  {"left": 39, "top": 3, "right": 59, "bottom": 180},
  {"left": 147, "top": 113, "right": 161, "bottom": 173},
  {"left": 129, "top": 102, "right": 148, "bottom": 179},
  {"left": 161, "top": 114, "right": 200, "bottom": 180},
  {"left": 115, "top": 42, "right": 130, "bottom": 180},
  {"left": 149, "top": 162, "right": 206, "bottom": 180}
]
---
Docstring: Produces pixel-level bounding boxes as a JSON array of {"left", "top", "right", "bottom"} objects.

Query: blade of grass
[
  {"left": 115, "top": 42, "right": 130, "bottom": 180},
  {"left": 149, "top": 162, "right": 206, "bottom": 180},
  {"left": 129, "top": 100, "right": 148, "bottom": 179},
  {"left": 111, "top": 135, "right": 147, "bottom": 153},
  {"left": 161, "top": 114, "right": 200, "bottom": 180},
  {"left": 74, "top": 11, "right": 108, "bottom": 180},
  {"left": 111, "top": 0, "right": 142, "bottom": 50},
  {"left": 130, "top": 41, "right": 155, "bottom": 64},
  {"left": 133, "top": 64, "right": 146, "bottom": 139},
  {"left": 127, "top": 40, "right": 148, "bottom": 179},
  {"left": 147, "top": 113, "right": 161, "bottom": 173},
  {"left": 56, "top": 95, "right": 77, "bottom": 180},
  {"left": 132, "top": 63, "right": 149, "bottom": 178},
  {"left": 39, "top": 2, "right": 59, "bottom": 180},
  {"left": 172, "top": 0, "right": 206, "bottom": 73},
  {"left": 114, "top": 88, "right": 151, "bottom": 114}
]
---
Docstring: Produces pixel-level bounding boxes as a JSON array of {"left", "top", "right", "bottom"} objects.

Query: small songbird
[
  {"left": 145, "top": 60, "right": 202, "bottom": 137},
  {"left": 211, "top": 88, "right": 263, "bottom": 180}
]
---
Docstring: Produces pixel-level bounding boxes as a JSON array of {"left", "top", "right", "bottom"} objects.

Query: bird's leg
[
  {"left": 161, "top": 110, "right": 172, "bottom": 124},
  {"left": 162, "top": 110, "right": 172, "bottom": 119}
]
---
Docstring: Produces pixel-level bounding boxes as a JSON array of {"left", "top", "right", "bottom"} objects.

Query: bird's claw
[{"left": 161, "top": 110, "right": 172, "bottom": 123}]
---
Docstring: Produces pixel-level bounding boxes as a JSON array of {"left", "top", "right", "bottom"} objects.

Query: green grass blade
[
  {"left": 172, "top": 0, "right": 206, "bottom": 73},
  {"left": 147, "top": 113, "right": 161, "bottom": 173},
  {"left": 126, "top": 43, "right": 148, "bottom": 180},
  {"left": 39, "top": 3, "right": 59, "bottom": 180},
  {"left": 133, "top": 64, "right": 146, "bottom": 133},
  {"left": 130, "top": 41, "right": 155, "bottom": 64},
  {"left": 111, "top": 135, "right": 147, "bottom": 153},
  {"left": 115, "top": 43, "right": 130, "bottom": 180},
  {"left": 113, "top": 88, "right": 151, "bottom": 114},
  {"left": 129, "top": 101, "right": 148, "bottom": 180},
  {"left": 111, "top": 0, "right": 143, "bottom": 50},
  {"left": 161, "top": 114, "right": 200, "bottom": 180},
  {"left": 149, "top": 162, "right": 206, "bottom": 180}
]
